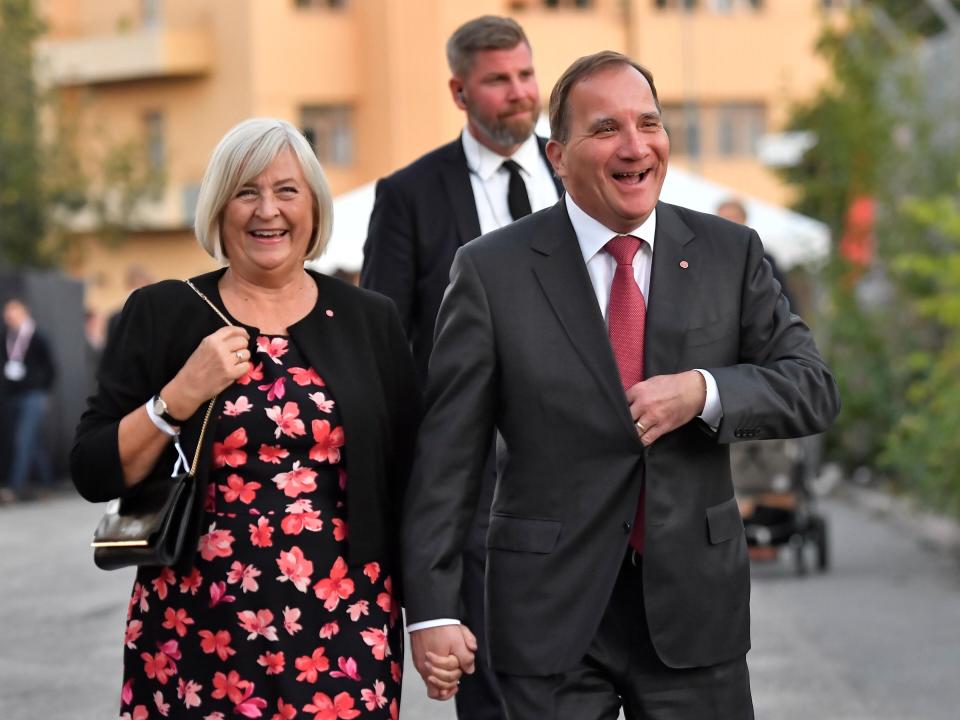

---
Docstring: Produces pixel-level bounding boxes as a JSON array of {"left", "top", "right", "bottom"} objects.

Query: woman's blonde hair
[{"left": 194, "top": 117, "right": 333, "bottom": 262}]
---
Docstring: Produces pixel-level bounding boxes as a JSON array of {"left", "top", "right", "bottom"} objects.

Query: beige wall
[{"left": 39, "top": 0, "right": 842, "bottom": 314}]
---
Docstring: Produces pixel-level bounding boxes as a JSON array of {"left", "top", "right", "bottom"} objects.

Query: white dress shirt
[{"left": 461, "top": 127, "right": 559, "bottom": 234}]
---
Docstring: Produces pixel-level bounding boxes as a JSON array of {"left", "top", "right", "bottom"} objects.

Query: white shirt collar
[
  {"left": 461, "top": 127, "right": 543, "bottom": 181},
  {"left": 564, "top": 194, "right": 657, "bottom": 265}
]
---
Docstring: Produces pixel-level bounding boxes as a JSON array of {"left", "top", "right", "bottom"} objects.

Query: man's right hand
[{"left": 410, "top": 624, "right": 478, "bottom": 700}]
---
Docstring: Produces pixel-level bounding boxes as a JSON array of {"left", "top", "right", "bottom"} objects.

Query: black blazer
[
  {"left": 1, "top": 326, "right": 55, "bottom": 395},
  {"left": 72, "top": 268, "right": 419, "bottom": 575},
  {"left": 360, "top": 136, "right": 563, "bottom": 384},
  {"left": 402, "top": 200, "right": 840, "bottom": 675}
]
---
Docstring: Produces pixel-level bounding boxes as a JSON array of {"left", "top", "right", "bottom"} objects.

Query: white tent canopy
[{"left": 311, "top": 166, "right": 830, "bottom": 275}]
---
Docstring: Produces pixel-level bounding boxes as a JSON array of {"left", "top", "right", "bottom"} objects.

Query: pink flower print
[
  {"left": 259, "top": 376, "right": 287, "bottom": 402},
  {"left": 272, "top": 461, "right": 317, "bottom": 498},
  {"left": 206, "top": 713, "right": 227, "bottom": 720},
  {"left": 162, "top": 607, "right": 194, "bottom": 637},
  {"left": 276, "top": 546, "right": 315, "bottom": 593},
  {"left": 220, "top": 474, "right": 261, "bottom": 504},
  {"left": 224, "top": 395, "right": 253, "bottom": 416},
  {"left": 227, "top": 561, "right": 262, "bottom": 593},
  {"left": 237, "top": 361, "right": 264, "bottom": 386},
  {"left": 332, "top": 518, "right": 348, "bottom": 542},
  {"left": 265, "top": 401, "right": 305, "bottom": 439},
  {"left": 209, "top": 580, "right": 237, "bottom": 608},
  {"left": 237, "top": 608, "right": 279, "bottom": 641},
  {"left": 120, "top": 706, "right": 149, "bottom": 720},
  {"left": 212, "top": 670, "right": 248, "bottom": 704},
  {"left": 389, "top": 698, "right": 399, "bottom": 720},
  {"left": 131, "top": 582, "right": 150, "bottom": 614},
  {"left": 234, "top": 683, "right": 269, "bottom": 718},
  {"left": 125, "top": 619, "right": 143, "bottom": 649},
  {"left": 157, "top": 638, "right": 182, "bottom": 663},
  {"left": 347, "top": 599, "right": 369, "bottom": 622},
  {"left": 271, "top": 698, "right": 297, "bottom": 720},
  {"left": 199, "top": 523, "right": 235, "bottom": 561},
  {"left": 121, "top": 679, "right": 134, "bottom": 705},
  {"left": 257, "top": 336, "right": 289, "bottom": 364},
  {"left": 249, "top": 516, "right": 274, "bottom": 548},
  {"left": 361, "top": 680, "right": 388, "bottom": 711},
  {"left": 141, "top": 650, "right": 176, "bottom": 684},
  {"left": 319, "top": 621, "right": 339, "bottom": 639},
  {"left": 283, "top": 606, "right": 303, "bottom": 635},
  {"left": 258, "top": 443, "right": 289, "bottom": 464},
  {"left": 360, "top": 625, "right": 391, "bottom": 660},
  {"left": 313, "top": 557, "right": 355, "bottom": 611},
  {"left": 154, "top": 690, "right": 171, "bottom": 717},
  {"left": 205, "top": 481, "right": 217, "bottom": 512},
  {"left": 213, "top": 428, "right": 248, "bottom": 468},
  {"left": 390, "top": 661, "right": 401, "bottom": 684},
  {"left": 199, "top": 629, "right": 236, "bottom": 661},
  {"left": 329, "top": 656, "right": 361, "bottom": 681},
  {"left": 152, "top": 567, "right": 176, "bottom": 601},
  {"left": 295, "top": 647, "right": 330, "bottom": 683},
  {"left": 179, "top": 568, "right": 202, "bottom": 595},
  {"left": 309, "top": 420, "right": 344, "bottom": 464},
  {"left": 258, "top": 651, "right": 286, "bottom": 676},
  {"left": 303, "top": 691, "right": 361, "bottom": 720},
  {"left": 281, "top": 499, "right": 323, "bottom": 535},
  {"left": 379, "top": 577, "right": 398, "bottom": 625},
  {"left": 363, "top": 562, "right": 380, "bottom": 584},
  {"left": 307, "top": 391, "right": 335, "bottom": 413},
  {"left": 177, "top": 678, "right": 203, "bottom": 709},
  {"left": 288, "top": 366, "right": 325, "bottom": 386}
]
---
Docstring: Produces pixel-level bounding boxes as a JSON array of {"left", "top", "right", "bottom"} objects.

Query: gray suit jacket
[{"left": 402, "top": 200, "right": 840, "bottom": 676}]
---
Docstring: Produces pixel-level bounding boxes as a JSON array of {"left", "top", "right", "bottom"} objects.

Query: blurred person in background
[
  {"left": 1, "top": 297, "right": 56, "bottom": 503},
  {"left": 72, "top": 118, "right": 452, "bottom": 717},
  {"left": 361, "top": 16, "right": 562, "bottom": 717},
  {"left": 716, "top": 198, "right": 795, "bottom": 309}
]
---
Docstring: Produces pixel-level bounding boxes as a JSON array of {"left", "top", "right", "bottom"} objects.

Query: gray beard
[{"left": 473, "top": 115, "right": 535, "bottom": 149}]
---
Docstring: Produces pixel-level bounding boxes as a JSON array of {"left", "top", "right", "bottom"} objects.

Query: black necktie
[{"left": 502, "top": 159, "right": 532, "bottom": 220}]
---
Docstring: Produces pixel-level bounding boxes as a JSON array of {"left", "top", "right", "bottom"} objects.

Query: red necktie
[{"left": 604, "top": 235, "right": 647, "bottom": 553}]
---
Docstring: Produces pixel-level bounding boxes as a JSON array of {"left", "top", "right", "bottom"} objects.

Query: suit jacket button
[{"left": 623, "top": 521, "right": 631, "bottom": 533}]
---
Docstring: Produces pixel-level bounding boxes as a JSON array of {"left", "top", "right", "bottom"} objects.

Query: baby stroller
[{"left": 731, "top": 436, "right": 829, "bottom": 576}]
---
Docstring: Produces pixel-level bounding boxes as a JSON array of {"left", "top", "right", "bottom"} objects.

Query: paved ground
[{"left": 1, "top": 491, "right": 958, "bottom": 719}]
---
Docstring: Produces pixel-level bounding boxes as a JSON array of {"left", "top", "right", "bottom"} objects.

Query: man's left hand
[{"left": 627, "top": 370, "right": 706, "bottom": 446}]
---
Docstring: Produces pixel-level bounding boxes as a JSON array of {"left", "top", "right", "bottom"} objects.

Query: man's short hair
[
  {"left": 446, "top": 16, "right": 530, "bottom": 78},
  {"left": 549, "top": 51, "right": 660, "bottom": 143}
]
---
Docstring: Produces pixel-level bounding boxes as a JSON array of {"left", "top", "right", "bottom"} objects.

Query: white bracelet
[{"left": 145, "top": 398, "right": 180, "bottom": 437}]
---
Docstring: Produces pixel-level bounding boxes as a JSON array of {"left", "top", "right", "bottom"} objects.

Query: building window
[
  {"left": 715, "top": 103, "right": 766, "bottom": 156},
  {"left": 301, "top": 106, "right": 354, "bottom": 166},
  {"left": 144, "top": 111, "right": 164, "bottom": 171},
  {"left": 662, "top": 103, "right": 701, "bottom": 158},
  {"left": 294, "top": 0, "right": 348, "bottom": 8},
  {"left": 141, "top": 0, "right": 161, "bottom": 26},
  {"left": 543, "top": 0, "right": 593, "bottom": 7},
  {"left": 654, "top": 0, "right": 699, "bottom": 9}
]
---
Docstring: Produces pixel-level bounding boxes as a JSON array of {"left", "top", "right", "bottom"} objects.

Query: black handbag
[{"left": 91, "top": 280, "right": 233, "bottom": 570}]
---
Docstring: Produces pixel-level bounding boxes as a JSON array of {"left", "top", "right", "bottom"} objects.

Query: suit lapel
[
  {"left": 439, "top": 140, "right": 482, "bottom": 246},
  {"left": 530, "top": 203, "right": 632, "bottom": 426},
  {"left": 645, "top": 202, "right": 698, "bottom": 377}
]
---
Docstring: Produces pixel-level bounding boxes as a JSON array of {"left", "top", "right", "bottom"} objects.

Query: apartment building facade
[{"left": 35, "top": 0, "right": 852, "bottom": 314}]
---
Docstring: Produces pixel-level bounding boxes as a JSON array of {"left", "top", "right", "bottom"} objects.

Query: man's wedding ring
[
  {"left": 235, "top": 350, "right": 244, "bottom": 362},
  {"left": 635, "top": 421, "right": 646, "bottom": 434}
]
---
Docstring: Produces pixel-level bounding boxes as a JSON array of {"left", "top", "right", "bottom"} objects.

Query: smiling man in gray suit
[{"left": 402, "top": 51, "right": 840, "bottom": 719}]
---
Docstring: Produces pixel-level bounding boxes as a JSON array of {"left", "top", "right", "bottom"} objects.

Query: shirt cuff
[
  {"left": 407, "top": 618, "right": 462, "bottom": 633},
  {"left": 695, "top": 369, "right": 722, "bottom": 431}
]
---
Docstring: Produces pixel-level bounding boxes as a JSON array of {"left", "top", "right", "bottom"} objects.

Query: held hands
[
  {"left": 163, "top": 326, "right": 252, "bottom": 419},
  {"left": 628, "top": 370, "right": 706, "bottom": 446},
  {"left": 410, "top": 624, "right": 477, "bottom": 701}
]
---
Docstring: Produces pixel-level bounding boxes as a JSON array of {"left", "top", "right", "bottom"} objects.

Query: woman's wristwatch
[{"left": 146, "top": 394, "right": 186, "bottom": 436}]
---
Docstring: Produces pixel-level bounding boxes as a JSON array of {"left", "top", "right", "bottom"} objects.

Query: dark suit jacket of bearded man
[{"left": 402, "top": 199, "right": 841, "bottom": 676}]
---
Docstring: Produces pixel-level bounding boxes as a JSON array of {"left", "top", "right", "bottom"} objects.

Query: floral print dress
[{"left": 120, "top": 335, "right": 402, "bottom": 720}]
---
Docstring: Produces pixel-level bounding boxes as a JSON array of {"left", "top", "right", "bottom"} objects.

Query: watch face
[{"left": 153, "top": 395, "right": 167, "bottom": 416}]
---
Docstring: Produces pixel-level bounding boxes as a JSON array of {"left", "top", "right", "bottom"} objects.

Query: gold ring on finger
[
  {"left": 235, "top": 350, "right": 243, "bottom": 362},
  {"left": 635, "top": 421, "right": 646, "bottom": 434}
]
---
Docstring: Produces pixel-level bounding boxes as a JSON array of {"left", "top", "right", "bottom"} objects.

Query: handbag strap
[{"left": 181, "top": 279, "right": 237, "bottom": 476}]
